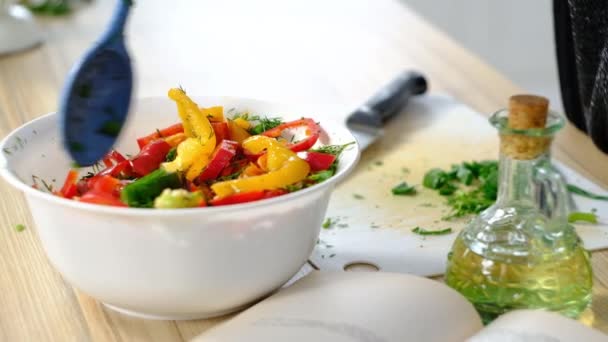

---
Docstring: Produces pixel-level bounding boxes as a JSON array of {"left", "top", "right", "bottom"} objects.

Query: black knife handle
[
  {"left": 350, "top": 71, "right": 427, "bottom": 129},
  {"left": 367, "top": 70, "right": 427, "bottom": 121}
]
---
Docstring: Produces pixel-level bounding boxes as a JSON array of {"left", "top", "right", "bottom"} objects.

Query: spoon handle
[{"left": 103, "top": 0, "right": 133, "bottom": 44}]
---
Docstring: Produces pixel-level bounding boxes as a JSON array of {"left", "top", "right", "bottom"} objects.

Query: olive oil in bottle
[{"left": 445, "top": 95, "right": 593, "bottom": 323}]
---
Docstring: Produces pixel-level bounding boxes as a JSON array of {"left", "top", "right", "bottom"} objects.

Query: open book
[{"left": 196, "top": 271, "right": 607, "bottom": 342}]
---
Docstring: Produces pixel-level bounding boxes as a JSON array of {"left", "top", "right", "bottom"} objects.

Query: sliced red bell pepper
[
  {"left": 90, "top": 175, "right": 123, "bottom": 195},
  {"left": 211, "top": 122, "right": 229, "bottom": 143},
  {"left": 136, "top": 123, "right": 184, "bottom": 149},
  {"left": 59, "top": 169, "right": 79, "bottom": 199},
  {"left": 199, "top": 140, "right": 239, "bottom": 182},
  {"left": 262, "top": 189, "right": 288, "bottom": 198},
  {"left": 98, "top": 160, "right": 132, "bottom": 178},
  {"left": 210, "top": 190, "right": 265, "bottom": 206},
  {"left": 81, "top": 175, "right": 124, "bottom": 197},
  {"left": 219, "top": 157, "right": 249, "bottom": 177},
  {"left": 102, "top": 149, "right": 127, "bottom": 167},
  {"left": 131, "top": 139, "right": 172, "bottom": 176},
  {"left": 210, "top": 189, "right": 287, "bottom": 206},
  {"left": 262, "top": 118, "right": 320, "bottom": 152},
  {"left": 297, "top": 151, "right": 336, "bottom": 171},
  {"left": 80, "top": 191, "right": 126, "bottom": 207}
]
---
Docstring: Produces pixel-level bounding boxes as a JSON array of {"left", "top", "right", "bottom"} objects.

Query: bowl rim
[{"left": 0, "top": 96, "right": 361, "bottom": 217}]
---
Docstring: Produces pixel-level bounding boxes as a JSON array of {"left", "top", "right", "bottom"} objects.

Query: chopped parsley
[
  {"left": 308, "top": 170, "right": 333, "bottom": 183},
  {"left": 568, "top": 212, "right": 598, "bottom": 224},
  {"left": 411, "top": 227, "right": 453, "bottom": 236},
  {"left": 68, "top": 141, "right": 84, "bottom": 152},
  {"left": 353, "top": 193, "right": 365, "bottom": 200},
  {"left": 311, "top": 142, "right": 355, "bottom": 156},
  {"left": 391, "top": 182, "right": 416, "bottom": 196},
  {"left": 374, "top": 161, "right": 383, "bottom": 166},
  {"left": 249, "top": 118, "right": 282, "bottom": 135},
  {"left": 14, "top": 224, "right": 26, "bottom": 232},
  {"left": 97, "top": 120, "right": 122, "bottom": 137},
  {"left": 423, "top": 161, "right": 499, "bottom": 219},
  {"left": 322, "top": 217, "right": 336, "bottom": 229}
]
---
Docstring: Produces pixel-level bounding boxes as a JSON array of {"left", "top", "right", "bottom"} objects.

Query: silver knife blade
[{"left": 346, "top": 116, "right": 384, "bottom": 151}]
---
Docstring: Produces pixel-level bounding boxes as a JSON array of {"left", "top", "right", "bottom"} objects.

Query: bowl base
[{"left": 103, "top": 302, "right": 250, "bottom": 321}]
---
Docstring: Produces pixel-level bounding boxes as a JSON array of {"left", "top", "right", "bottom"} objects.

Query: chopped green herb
[
  {"left": 353, "top": 194, "right": 365, "bottom": 200},
  {"left": 40, "top": 179, "right": 54, "bottom": 192},
  {"left": 14, "top": 224, "right": 26, "bottom": 232},
  {"left": 423, "top": 168, "right": 449, "bottom": 189},
  {"left": 322, "top": 217, "right": 335, "bottom": 229},
  {"left": 68, "top": 141, "right": 84, "bottom": 152},
  {"left": 411, "top": 227, "right": 453, "bottom": 236},
  {"left": 3, "top": 148, "right": 12, "bottom": 155},
  {"left": 165, "top": 147, "right": 177, "bottom": 162},
  {"left": 392, "top": 182, "right": 416, "bottom": 196},
  {"left": 567, "top": 184, "right": 608, "bottom": 201},
  {"left": 453, "top": 164, "right": 474, "bottom": 185},
  {"left": 311, "top": 142, "right": 355, "bottom": 156},
  {"left": 285, "top": 183, "right": 304, "bottom": 192},
  {"left": 421, "top": 161, "right": 499, "bottom": 219},
  {"left": 27, "top": 0, "right": 71, "bottom": 15},
  {"left": 70, "top": 161, "right": 81, "bottom": 169},
  {"left": 15, "top": 136, "right": 25, "bottom": 148},
  {"left": 444, "top": 190, "right": 494, "bottom": 219},
  {"left": 97, "top": 120, "right": 122, "bottom": 137},
  {"left": 374, "top": 161, "right": 383, "bottom": 166},
  {"left": 438, "top": 183, "right": 457, "bottom": 196},
  {"left": 249, "top": 117, "right": 283, "bottom": 135},
  {"left": 402, "top": 167, "right": 410, "bottom": 174},
  {"left": 568, "top": 212, "right": 598, "bottom": 224},
  {"left": 77, "top": 83, "right": 92, "bottom": 98},
  {"left": 308, "top": 170, "right": 334, "bottom": 183},
  {"left": 215, "top": 170, "right": 243, "bottom": 182},
  {"left": 329, "top": 254, "right": 336, "bottom": 258}
]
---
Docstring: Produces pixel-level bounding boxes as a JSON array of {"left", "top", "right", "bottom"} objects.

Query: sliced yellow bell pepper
[
  {"left": 165, "top": 132, "right": 187, "bottom": 147},
  {"left": 163, "top": 88, "right": 216, "bottom": 180},
  {"left": 227, "top": 120, "right": 251, "bottom": 144},
  {"left": 211, "top": 135, "right": 310, "bottom": 198},
  {"left": 233, "top": 117, "right": 250, "bottom": 130},
  {"left": 201, "top": 106, "right": 224, "bottom": 122}
]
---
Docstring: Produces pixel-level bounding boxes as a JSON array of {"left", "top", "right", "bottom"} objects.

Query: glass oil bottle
[{"left": 445, "top": 95, "right": 593, "bottom": 323}]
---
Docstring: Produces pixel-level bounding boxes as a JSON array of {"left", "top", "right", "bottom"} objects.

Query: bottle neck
[{"left": 495, "top": 152, "right": 548, "bottom": 206}]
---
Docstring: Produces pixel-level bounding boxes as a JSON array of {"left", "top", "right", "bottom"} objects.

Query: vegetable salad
[{"left": 54, "top": 88, "right": 351, "bottom": 208}]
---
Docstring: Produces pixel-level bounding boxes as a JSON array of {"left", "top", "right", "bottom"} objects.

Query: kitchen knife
[{"left": 346, "top": 71, "right": 427, "bottom": 150}]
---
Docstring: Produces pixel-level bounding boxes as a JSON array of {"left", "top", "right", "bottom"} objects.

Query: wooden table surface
[{"left": 1, "top": 0, "right": 608, "bottom": 340}]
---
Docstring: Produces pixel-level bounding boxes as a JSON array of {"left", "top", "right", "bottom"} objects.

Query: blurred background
[
  {"left": 403, "top": 0, "right": 561, "bottom": 111},
  {"left": 0, "top": 0, "right": 561, "bottom": 111}
]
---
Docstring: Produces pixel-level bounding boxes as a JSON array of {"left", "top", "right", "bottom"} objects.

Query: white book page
[
  {"left": 197, "top": 271, "right": 483, "bottom": 342},
  {"left": 468, "top": 310, "right": 608, "bottom": 342}
]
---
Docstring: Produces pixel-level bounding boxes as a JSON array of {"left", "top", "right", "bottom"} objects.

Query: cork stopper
[
  {"left": 500, "top": 95, "right": 551, "bottom": 159},
  {"left": 508, "top": 95, "right": 549, "bottom": 129}
]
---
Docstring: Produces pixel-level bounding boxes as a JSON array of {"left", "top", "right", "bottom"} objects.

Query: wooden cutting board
[{"left": 311, "top": 94, "right": 608, "bottom": 276}]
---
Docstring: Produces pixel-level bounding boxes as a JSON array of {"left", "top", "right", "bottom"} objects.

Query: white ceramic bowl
[{"left": 0, "top": 96, "right": 359, "bottom": 319}]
